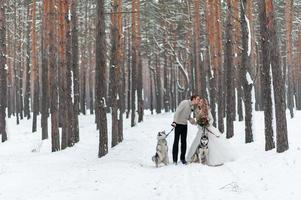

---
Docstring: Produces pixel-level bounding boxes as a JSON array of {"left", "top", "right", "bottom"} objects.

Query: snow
[
  {"left": 246, "top": 72, "right": 253, "bottom": 85},
  {"left": 68, "top": 9, "right": 72, "bottom": 21},
  {"left": 241, "top": 1, "right": 251, "bottom": 57},
  {"left": 245, "top": 15, "right": 252, "bottom": 56},
  {"left": 1, "top": 111, "right": 301, "bottom": 200}
]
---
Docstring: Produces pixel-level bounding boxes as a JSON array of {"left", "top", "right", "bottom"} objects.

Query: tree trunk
[
  {"left": 225, "top": 0, "right": 235, "bottom": 139},
  {"left": 110, "top": 0, "right": 122, "bottom": 147},
  {"left": 136, "top": 0, "right": 143, "bottom": 123},
  {"left": 240, "top": 0, "right": 253, "bottom": 143},
  {"left": 266, "top": 0, "right": 289, "bottom": 153},
  {"left": 41, "top": 0, "right": 49, "bottom": 140},
  {"left": 71, "top": 0, "right": 80, "bottom": 143},
  {"left": 65, "top": 0, "right": 74, "bottom": 147},
  {"left": 0, "top": 0, "right": 7, "bottom": 142},
  {"left": 284, "top": 0, "right": 294, "bottom": 118},
  {"left": 24, "top": 1, "right": 31, "bottom": 120},
  {"left": 48, "top": 0, "right": 60, "bottom": 152},
  {"left": 194, "top": 0, "right": 202, "bottom": 96},
  {"left": 126, "top": 12, "right": 131, "bottom": 119},
  {"left": 259, "top": 0, "right": 275, "bottom": 151},
  {"left": 155, "top": 53, "right": 162, "bottom": 114},
  {"left": 131, "top": 0, "right": 138, "bottom": 127},
  {"left": 59, "top": 0, "right": 68, "bottom": 149},
  {"left": 13, "top": 3, "right": 19, "bottom": 125},
  {"left": 31, "top": 0, "right": 39, "bottom": 133},
  {"left": 163, "top": 46, "right": 169, "bottom": 112},
  {"left": 96, "top": 0, "right": 108, "bottom": 157}
]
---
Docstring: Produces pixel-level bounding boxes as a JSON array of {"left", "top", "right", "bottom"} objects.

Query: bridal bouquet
[{"left": 196, "top": 116, "right": 209, "bottom": 127}]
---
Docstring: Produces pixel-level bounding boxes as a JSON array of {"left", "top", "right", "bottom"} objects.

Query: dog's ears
[{"left": 158, "top": 131, "right": 166, "bottom": 135}]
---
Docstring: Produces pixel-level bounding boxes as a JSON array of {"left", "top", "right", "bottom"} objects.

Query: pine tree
[
  {"left": 266, "top": 0, "right": 289, "bottom": 153},
  {"left": 240, "top": 0, "right": 253, "bottom": 143},
  {"left": 96, "top": 0, "right": 108, "bottom": 157},
  {"left": 225, "top": 0, "right": 235, "bottom": 139},
  {"left": 31, "top": 0, "right": 39, "bottom": 133},
  {"left": 0, "top": 0, "right": 7, "bottom": 142},
  {"left": 48, "top": 0, "right": 60, "bottom": 152},
  {"left": 259, "top": 0, "right": 275, "bottom": 151}
]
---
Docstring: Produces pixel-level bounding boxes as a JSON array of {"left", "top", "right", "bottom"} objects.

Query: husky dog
[
  {"left": 192, "top": 135, "right": 209, "bottom": 164},
  {"left": 198, "top": 135, "right": 209, "bottom": 164},
  {"left": 152, "top": 131, "right": 169, "bottom": 167}
]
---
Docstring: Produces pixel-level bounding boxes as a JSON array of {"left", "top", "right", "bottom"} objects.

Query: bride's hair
[{"left": 198, "top": 98, "right": 209, "bottom": 118}]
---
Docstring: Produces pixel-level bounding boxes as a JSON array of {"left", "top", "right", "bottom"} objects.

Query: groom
[{"left": 171, "top": 95, "right": 200, "bottom": 165}]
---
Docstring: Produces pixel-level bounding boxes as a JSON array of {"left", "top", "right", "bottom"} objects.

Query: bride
[{"left": 186, "top": 98, "right": 237, "bottom": 166}]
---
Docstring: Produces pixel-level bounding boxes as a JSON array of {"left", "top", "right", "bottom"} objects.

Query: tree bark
[
  {"left": 240, "top": 0, "right": 253, "bottom": 143},
  {"left": 0, "top": 0, "right": 7, "bottom": 142},
  {"left": 225, "top": 0, "right": 235, "bottom": 139},
  {"left": 41, "top": 0, "right": 49, "bottom": 140},
  {"left": 136, "top": 0, "right": 143, "bottom": 123},
  {"left": 259, "top": 0, "right": 275, "bottom": 151},
  {"left": 24, "top": 1, "right": 31, "bottom": 120},
  {"left": 48, "top": 0, "right": 60, "bottom": 152},
  {"left": 193, "top": 0, "right": 202, "bottom": 96},
  {"left": 266, "top": 0, "right": 289, "bottom": 153},
  {"left": 71, "top": 0, "right": 80, "bottom": 143},
  {"left": 96, "top": 0, "right": 108, "bottom": 157},
  {"left": 31, "top": 0, "right": 39, "bottom": 133},
  {"left": 284, "top": 0, "right": 294, "bottom": 118}
]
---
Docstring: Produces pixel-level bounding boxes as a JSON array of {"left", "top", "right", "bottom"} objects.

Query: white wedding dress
[{"left": 186, "top": 110, "right": 237, "bottom": 166}]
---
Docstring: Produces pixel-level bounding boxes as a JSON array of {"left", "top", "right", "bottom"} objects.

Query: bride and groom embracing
[{"left": 171, "top": 95, "right": 236, "bottom": 166}]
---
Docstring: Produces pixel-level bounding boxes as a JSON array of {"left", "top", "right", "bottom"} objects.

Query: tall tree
[
  {"left": 65, "top": 0, "right": 74, "bottom": 147},
  {"left": 259, "top": 0, "right": 275, "bottom": 151},
  {"left": 41, "top": 0, "right": 49, "bottom": 140},
  {"left": 96, "top": 0, "right": 108, "bottom": 157},
  {"left": 0, "top": 0, "right": 7, "bottom": 142},
  {"left": 110, "top": 0, "right": 123, "bottom": 147},
  {"left": 297, "top": 31, "right": 301, "bottom": 110},
  {"left": 48, "top": 0, "right": 60, "bottom": 152},
  {"left": 284, "top": 0, "right": 294, "bottom": 118},
  {"left": 240, "top": 0, "right": 253, "bottom": 143},
  {"left": 266, "top": 0, "right": 289, "bottom": 153},
  {"left": 215, "top": 0, "right": 224, "bottom": 133},
  {"left": 225, "top": 0, "right": 235, "bottom": 139},
  {"left": 136, "top": 0, "right": 143, "bottom": 123},
  {"left": 117, "top": 0, "right": 124, "bottom": 143},
  {"left": 193, "top": 0, "right": 201, "bottom": 96},
  {"left": 24, "top": 0, "right": 31, "bottom": 120},
  {"left": 131, "top": 0, "right": 138, "bottom": 127},
  {"left": 31, "top": 0, "right": 39, "bottom": 133},
  {"left": 71, "top": 0, "right": 80, "bottom": 143},
  {"left": 59, "top": 0, "right": 74, "bottom": 149}
]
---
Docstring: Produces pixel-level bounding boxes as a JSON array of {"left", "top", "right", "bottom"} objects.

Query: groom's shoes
[{"left": 181, "top": 159, "right": 187, "bottom": 165}]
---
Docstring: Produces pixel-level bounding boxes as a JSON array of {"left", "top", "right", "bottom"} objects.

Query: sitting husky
[
  {"left": 152, "top": 131, "right": 169, "bottom": 167},
  {"left": 192, "top": 135, "right": 209, "bottom": 164}
]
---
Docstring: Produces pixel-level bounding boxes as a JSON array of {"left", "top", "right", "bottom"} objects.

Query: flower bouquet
[{"left": 197, "top": 116, "right": 209, "bottom": 127}]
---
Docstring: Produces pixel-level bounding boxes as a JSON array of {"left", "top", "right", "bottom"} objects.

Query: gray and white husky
[
  {"left": 192, "top": 135, "right": 209, "bottom": 164},
  {"left": 152, "top": 131, "right": 169, "bottom": 167}
]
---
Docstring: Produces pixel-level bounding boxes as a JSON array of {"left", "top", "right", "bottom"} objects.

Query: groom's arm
[
  {"left": 173, "top": 101, "right": 186, "bottom": 123},
  {"left": 188, "top": 115, "right": 196, "bottom": 125}
]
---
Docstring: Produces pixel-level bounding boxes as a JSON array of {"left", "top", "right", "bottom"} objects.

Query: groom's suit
[{"left": 172, "top": 100, "right": 196, "bottom": 163}]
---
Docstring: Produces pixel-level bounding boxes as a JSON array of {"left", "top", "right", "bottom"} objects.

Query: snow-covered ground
[{"left": 0, "top": 111, "right": 301, "bottom": 200}]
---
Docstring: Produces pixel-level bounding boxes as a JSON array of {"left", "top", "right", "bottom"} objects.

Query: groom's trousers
[{"left": 172, "top": 124, "right": 187, "bottom": 162}]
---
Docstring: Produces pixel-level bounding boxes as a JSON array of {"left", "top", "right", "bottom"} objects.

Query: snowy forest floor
[{"left": 0, "top": 111, "right": 301, "bottom": 200}]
